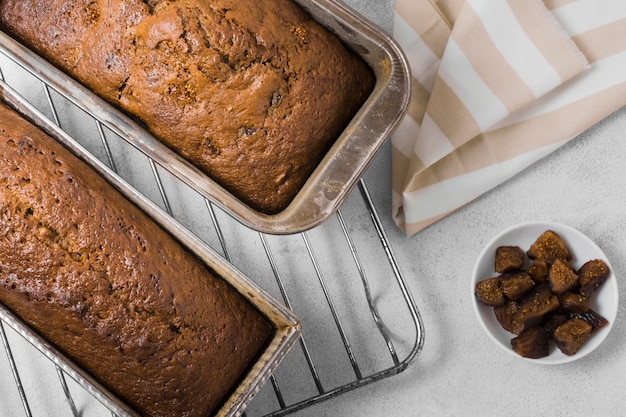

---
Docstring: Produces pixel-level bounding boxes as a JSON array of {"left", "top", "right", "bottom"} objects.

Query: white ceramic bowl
[{"left": 471, "top": 221, "right": 618, "bottom": 364}]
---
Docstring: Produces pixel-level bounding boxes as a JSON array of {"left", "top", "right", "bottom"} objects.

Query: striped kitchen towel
[{"left": 392, "top": 0, "right": 626, "bottom": 235}]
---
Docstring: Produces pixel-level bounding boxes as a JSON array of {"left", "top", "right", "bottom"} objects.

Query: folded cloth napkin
[{"left": 392, "top": 0, "right": 626, "bottom": 235}]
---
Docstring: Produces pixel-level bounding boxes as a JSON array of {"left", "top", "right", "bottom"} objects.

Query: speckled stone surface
[{"left": 300, "top": 107, "right": 626, "bottom": 417}]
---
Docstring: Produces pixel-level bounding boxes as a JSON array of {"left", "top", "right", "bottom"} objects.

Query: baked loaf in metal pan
[
  {"left": 0, "top": 0, "right": 374, "bottom": 214},
  {"left": 0, "top": 101, "right": 274, "bottom": 417}
]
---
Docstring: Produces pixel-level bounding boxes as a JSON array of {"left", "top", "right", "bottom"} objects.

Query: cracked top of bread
[
  {"left": 0, "top": 102, "right": 273, "bottom": 417},
  {"left": 0, "top": 0, "right": 375, "bottom": 213}
]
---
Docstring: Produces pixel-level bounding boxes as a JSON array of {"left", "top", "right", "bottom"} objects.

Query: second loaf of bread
[
  {"left": 0, "top": 0, "right": 375, "bottom": 214},
  {"left": 0, "top": 102, "right": 273, "bottom": 417}
]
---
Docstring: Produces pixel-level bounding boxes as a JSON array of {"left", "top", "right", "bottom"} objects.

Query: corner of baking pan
[
  {"left": 240, "top": 0, "right": 413, "bottom": 234},
  {"left": 0, "top": 3, "right": 411, "bottom": 235}
]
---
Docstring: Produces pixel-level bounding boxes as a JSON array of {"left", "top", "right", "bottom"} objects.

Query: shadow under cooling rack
[{"left": 0, "top": 44, "right": 424, "bottom": 417}]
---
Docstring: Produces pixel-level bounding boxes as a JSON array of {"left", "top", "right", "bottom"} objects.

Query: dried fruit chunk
[
  {"left": 558, "top": 292, "right": 589, "bottom": 314},
  {"left": 475, "top": 277, "right": 505, "bottom": 306},
  {"left": 542, "top": 312, "right": 569, "bottom": 338},
  {"left": 548, "top": 259, "right": 578, "bottom": 295},
  {"left": 558, "top": 292, "right": 590, "bottom": 314},
  {"left": 495, "top": 246, "right": 525, "bottom": 273},
  {"left": 553, "top": 318, "right": 593, "bottom": 356},
  {"left": 527, "top": 230, "right": 571, "bottom": 264},
  {"left": 570, "top": 309, "right": 609, "bottom": 331},
  {"left": 511, "top": 325, "right": 550, "bottom": 359},
  {"left": 528, "top": 259, "right": 548, "bottom": 285},
  {"left": 500, "top": 272, "right": 534, "bottom": 301},
  {"left": 578, "top": 259, "right": 610, "bottom": 298},
  {"left": 513, "top": 285, "right": 559, "bottom": 325},
  {"left": 494, "top": 301, "right": 524, "bottom": 335}
]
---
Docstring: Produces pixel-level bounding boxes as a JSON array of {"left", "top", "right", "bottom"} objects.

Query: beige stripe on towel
[{"left": 392, "top": 0, "right": 626, "bottom": 235}]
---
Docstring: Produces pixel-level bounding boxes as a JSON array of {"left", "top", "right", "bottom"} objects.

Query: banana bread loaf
[
  {"left": 0, "top": 102, "right": 273, "bottom": 417},
  {"left": 0, "top": 0, "right": 375, "bottom": 214}
]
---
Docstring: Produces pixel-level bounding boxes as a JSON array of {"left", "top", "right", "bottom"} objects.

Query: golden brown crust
[
  {"left": 0, "top": 103, "right": 272, "bottom": 417},
  {"left": 0, "top": 0, "right": 374, "bottom": 213}
]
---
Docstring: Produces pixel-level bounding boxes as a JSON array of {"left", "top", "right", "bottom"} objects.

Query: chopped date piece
[
  {"left": 494, "top": 301, "right": 524, "bottom": 335},
  {"left": 475, "top": 277, "right": 505, "bottom": 306},
  {"left": 542, "top": 312, "right": 569, "bottom": 339},
  {"left": 527, "top": 230, "right": 572, "bottom": 264},
  {"left": 511, "top": 325, "right": 550, "bottom": 359},
  {"left": 578, "top": 259, "right": 610, "bottom": 298},
  {"left": 570, "top": 309, "right": 609, "bottom": 331},
  {"left": 548, "top": 259, "right": 578, "bottom": 295},
  {"left": 495, "top": 246, "right": 525, "bottom": 273},
  {"left": 513, "top": 285, "right": 560, "bottom": 325},
  {"left": 528, "top": 259, "right": 548, "bottom": 285},
  {"left": 558, "top": 292, "right": 590, "bottom": 314},
  {"left": 553, "top": 318, "right": 593, "bottom": 356},
  {"left": 500, "top": 271, "right": 535, "bottom": 301}
]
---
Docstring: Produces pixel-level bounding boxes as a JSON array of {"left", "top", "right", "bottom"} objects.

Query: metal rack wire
[{"left": 0, "top": 41, "right": 424, "bottom": 416}]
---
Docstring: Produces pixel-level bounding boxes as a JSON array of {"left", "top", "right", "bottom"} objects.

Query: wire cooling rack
[{"left": 0, "top": 41, "right": 424, "bottom": 416}]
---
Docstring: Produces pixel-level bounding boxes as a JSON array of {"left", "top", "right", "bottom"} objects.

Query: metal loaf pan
[
  {"left": 0, "top": 82, "right": 301, "bottom": 417},
  {"left": 0, "top": 0, "right": 410, "bottom": 234}
]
